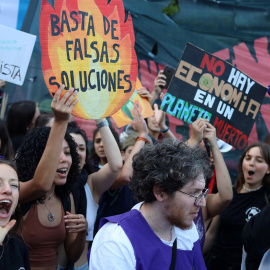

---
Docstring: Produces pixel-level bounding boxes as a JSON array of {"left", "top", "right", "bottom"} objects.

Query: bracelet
[
  {"left": 96, "top": 119, "right": 109, "bottom": 129},
  {"left": 160, "top": 127, "right": 169, "bottom": 133},
  {"left": 136, "top": 137, "right": 150, "bottom": 143}
]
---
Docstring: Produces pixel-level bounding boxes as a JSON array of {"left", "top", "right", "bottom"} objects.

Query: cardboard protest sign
[
  {"left": 112, "top": 78, "right": 154, "bottom": 127},
  {"left": 0, "top": 24, "right": 36, "bottom": 86},
  {"left": 161, "top": 43, "right": 267, "bottom": 150},
  {"left": 40, "top": 0, "right": 137, "bottom": 119}
]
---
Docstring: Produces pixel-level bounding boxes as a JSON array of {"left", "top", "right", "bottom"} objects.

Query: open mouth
[
  {"left": 0, "top": 200, "right": 12, "bottom": 215},
  {"left": 56, "top": 168, "right": 68, "bottom": 175},
  {"left": 248, "top": 171, "right": 255, "bottom": 176}
]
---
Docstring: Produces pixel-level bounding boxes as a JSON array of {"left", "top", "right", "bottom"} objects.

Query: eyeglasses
[{"left": 178, "top": 188, "right": 209, "bottom": 206}]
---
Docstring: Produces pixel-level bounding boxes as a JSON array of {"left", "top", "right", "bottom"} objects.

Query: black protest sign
[{"left": 161, "top": 43, "right": 267, "bottom": 150}]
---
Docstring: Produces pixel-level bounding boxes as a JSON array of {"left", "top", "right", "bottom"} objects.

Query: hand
[
  {"left": 189, "top": 118, "right": 208, "bottom": 145},
  {"left": 153, "top": 103, "right": 167, "bottom": 130},
  {"left": 203, "top": 122, "right": 217, "bottom": 147},
  {"left": 131, "top": 105, "right": 148, "bottom": 137},
  {"left": 137, "top": 87, "right": 151, "bottom": 101},
  {"left": 51, "top": 85, "right": 79, "bottom": 122},
  {"left": 160, "top": 92, "right": 166, "bottom": 103},
  {"left": 0, "top": 220, "right": 16, "bottom": 245},
  {"left": 154, "top": 70, "right": 166, "bottom": 93},
  {"left": 64, "top": 212, "right": 88, "bottom": 233}
]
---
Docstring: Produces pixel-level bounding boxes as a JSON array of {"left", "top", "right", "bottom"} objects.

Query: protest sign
[
  {"left": 40, "top": 0, "right": 137, "bottom": 119},
  {"left": 161, "top": 43, "right": 267, "bottom": 150},
  {"left": 112, "top": 78, "right": 154, "bottom": 127},
  {"left": 0, "top": 24, "right": 36, "bottom": 86}
]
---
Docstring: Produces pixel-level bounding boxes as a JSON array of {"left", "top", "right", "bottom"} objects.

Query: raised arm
[
  {"left": 110, "top": 105, "right": 149, "bottom": 189},
  {"left": 153, "top": 103, "right": 176, "bottom": 140},
  {"left": 149, "top": 70, "right": 166, "bottom": 105},
  {"left": 19, "top": 86, "right": 78, "bottom": 203},
  {"left": 202, "top": 122, "right": 232, "bottom": 222},
  {"left": 203, "top": 215, "right": 220, "bottom": 255},
  {"left": 88, "top": 119, "right": 122, "bottom": 201}
]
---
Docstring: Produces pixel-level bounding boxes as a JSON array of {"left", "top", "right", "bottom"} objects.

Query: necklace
[
  {"left": 47, "top": 191, "right": 54, "bottom": 200},
  {"left": 243, "top": 184, "right": 263, "bottom": 192},
  {"left": 44, "top": 194, "right": 55, "bottom": 222}
]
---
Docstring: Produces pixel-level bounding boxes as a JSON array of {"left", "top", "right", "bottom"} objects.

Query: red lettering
[
  {"left": 213, "top": 60, "right": 225, "bottom": 76},
  {"left": 227, "top": 126, "right": 237, "bottom": 145},
  {"left": 222, "top": 124, "right": 232, "bottom": 141},
  {"left": 200, "top": 54, "right": 215, "bottom": 72},
  {"left": 200, "top": 54, "right": 225, "bottom": 76},
  {"left": 212, "top": 116, "right": 247, "bottom": 150},
  {"left": 213, "top": 117, "right": 225, "bottom": 138},
  {"left": 234, "top": 130, "right": 243, "bottom": 144}
]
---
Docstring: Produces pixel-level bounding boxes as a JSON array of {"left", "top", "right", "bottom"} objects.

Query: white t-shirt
[
  {"left": 89, "top": 202, "right": 199, "bottom": 270},
  {"left": 84, "top": 183, "right": 99, "bottom": 241}
]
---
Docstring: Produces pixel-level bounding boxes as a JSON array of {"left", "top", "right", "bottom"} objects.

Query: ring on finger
[
  {"left": 66, "top": 103, "right": 70, "bottom": 107},
  {"left": 53, "top": 98, "right": 59, "bottom": 102},
  {"left": 78, "top": 214, "right": 81, "bottom": 219}
]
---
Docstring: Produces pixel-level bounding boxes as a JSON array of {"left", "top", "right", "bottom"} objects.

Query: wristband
[
  {"left": 136, "top": 137, "right": 150, "bottom": 143},
  {"left": 160, "top": 127, "right": 169, "bottom": 133},
  {"left": 96, "top": 119, "right": 109, "bottom": 129}
]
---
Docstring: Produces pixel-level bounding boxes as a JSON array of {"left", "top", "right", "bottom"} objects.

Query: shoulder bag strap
[{"left": 169, "top": 238, "right": 177, "bottom": 270}]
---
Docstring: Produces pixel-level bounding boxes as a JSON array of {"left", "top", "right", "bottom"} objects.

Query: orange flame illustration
[{"left": 40, "top": 0, "right": 137, "bottom": 119}]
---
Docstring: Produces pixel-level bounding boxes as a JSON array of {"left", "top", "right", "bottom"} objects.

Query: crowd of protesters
[{"left": 0, "top": 72, "right": 269, "bottom": 270}]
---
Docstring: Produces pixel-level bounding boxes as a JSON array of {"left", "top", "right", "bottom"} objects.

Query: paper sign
[
  {"left": 40, "top": 0, "right": 138, "bottom": 119},
  {"left": 0, "top": 0, "right": 19, "bottom": 29},
  {"left": 112, "top": 78, "right": 154, "bottom": 127},
  {"left": 161, "top": 43, "right": 267, "bottom": 150},
  {"left": 0, "top": 24, "right": 36, "bottom": 86}
]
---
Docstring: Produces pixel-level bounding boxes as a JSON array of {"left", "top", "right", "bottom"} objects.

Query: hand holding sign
[
  {"left": 188, "top": 118, "right": 208, "bottom": 146},
  {"left": 203, "top": 122, "right": 218, "bottom": 148},
  {"left": 137, "top": 87, "right": 152, "bottom": 101}
]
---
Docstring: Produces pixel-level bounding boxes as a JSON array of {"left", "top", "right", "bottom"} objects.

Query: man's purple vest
[{"left": 100, "top": 209, "right": 206, "bottom": 270}]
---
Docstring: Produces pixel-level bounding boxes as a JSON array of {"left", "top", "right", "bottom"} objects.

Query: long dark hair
[
  {"left": 6, "top": 100, "right": 37, "bottom": 137},
  {"left": 67, "top": 121, "right": 91, "bottom": 173},
  {"left": 0, "top": 119, "right": 14, "bottom": 160},
  {"left": 15, "top": 127, "right": 80, "bottom": 203},
  {"left": 35, "top": 113, "right": 54, "bottom": 128}
]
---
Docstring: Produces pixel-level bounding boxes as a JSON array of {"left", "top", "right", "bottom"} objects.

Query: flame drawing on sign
[{"left": 40, "top": 0, "right": 137, "bottom": 119}]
